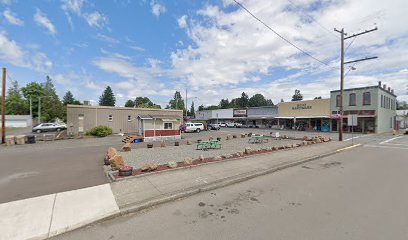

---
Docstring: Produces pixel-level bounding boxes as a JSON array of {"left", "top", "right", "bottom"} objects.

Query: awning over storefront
[{"left": 275, "top": 116, "right": 330, "bottom": 119}]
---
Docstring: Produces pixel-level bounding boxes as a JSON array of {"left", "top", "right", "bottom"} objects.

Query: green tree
[
  {"left": 280, "top": 98, "right": 284, "bottom": 103},
  {"left": 198, "top": 104, "right": 204, "bottom": 111},
  {"left": 21, "top": 82, "right": 44, "bottom": 119},
  {"left": 189, "top": 101, "right": 195, "bottom": 117},
  {"left": 168, "top": 91, "right": 185, "bottom": 110},
  {"left": 5, "top": 80, "right": 26, "bottom": 115},
  {"left": 266, "top": 99, "right": 274, "bottom": 106},
  {"left": 248, "top": 94, "right": 268, "bottom": 107},
  {"left": 397, "top": 100, "right": 408, "bottom": 110},
  {"left": 41, "top": 76, "right": 64, "bottom": 122},
  {"left": 219, "top": 99, "right": 230, "bottom": 109},
  {"left": 62, "top": 91, "right": 75, "bottom": 105},
  {"left": 99, "top": 86, "right": 116, "bottom": 106},
  {"left": 291, "top": 89, "right": 303, "bottom": 101},
  {"left": 236, "top": 92, "right": 249, "bottom": 107},
  {"left": 314, "top": 96, "right": 322, "bottom": 99},
  {"left": 125, "top": 99, "right": 135, "bottom": 107}
]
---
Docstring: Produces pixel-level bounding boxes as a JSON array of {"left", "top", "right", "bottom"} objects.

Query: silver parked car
[{"left": 32, "top": 123, "right": 67, "bottom": 133}]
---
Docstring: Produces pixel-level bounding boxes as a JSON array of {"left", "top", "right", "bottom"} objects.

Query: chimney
[
  {"left": 391, "top": 89, "right": 394, "bottom": 94},
  {"left": 383, "top": 84, "right": 386, "bottom": 89},
  {"left": 378, "top": 81, "right": 382, "bottom": 87},
  {"left": 388, "top": 87, "right": 391, "bottom": 92}
]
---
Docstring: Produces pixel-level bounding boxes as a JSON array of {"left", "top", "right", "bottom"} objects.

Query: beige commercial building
[
  {"left": 67, "top": 105, "right": 183, "bottom": 141},
  {"left": 277, "top": 99, "right": 331, "bottom": 131}
]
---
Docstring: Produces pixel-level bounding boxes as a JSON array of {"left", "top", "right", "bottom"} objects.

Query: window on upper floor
[
  {"left": 363, "top": 92, "right": 371, "bottom": 105},
  {"left": 336, "top": 95, "right": 341, "bottom": 107},
  {"left": 349, "top": 93, "right": 356, "bottom": 106}
]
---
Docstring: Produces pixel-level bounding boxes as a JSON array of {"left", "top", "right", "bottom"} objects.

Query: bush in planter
[{"left": 86, "top": 126, "right": 113, "bottom": 137}]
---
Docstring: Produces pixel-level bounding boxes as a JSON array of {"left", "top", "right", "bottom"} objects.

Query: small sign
[
  {"left": 347, "top": 114, "right": 358, "bottom": 126},
  {"left": 233, "top": 108, "right": 247, "bottom": 117}
]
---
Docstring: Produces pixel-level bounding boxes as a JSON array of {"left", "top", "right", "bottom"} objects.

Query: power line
[
  {"left": 232, "top": 0, "right": 332, "bottom": 68},
  {"left": 285, "top": 0, "right": 338, "bottom": 39}
]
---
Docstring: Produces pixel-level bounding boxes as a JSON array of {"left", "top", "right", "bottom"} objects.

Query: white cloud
[
  {"left": 0, "top": 0, "right": 12, "bottom": 5},
  {"left": 34, "top": 9, "right": 57, "bottom": 35},
  {"left": 130, "top": 45, "right": 145, "bottom": 51},
  {"left": 3, "top": 9, "right": 24, "bottom": 26},
  {"left": 177, "top": 15, "right": 187, "bottom": 28},
  {"left": 83, "top": 11, "right": 108, "bottom": 28},
  {"left": 167, "top": 0, "right": 408, "bottom": 103},
  {"left": 0, "top": 31, "right": 53, "bottom": 72},
  {"left": 61, "top": 0, "right": 84, "bottom": 16},
  {"left": 95, "top": 33, "right": 119, "bottom": 44},
  {"left": 150, "top": 0, "right": 166, "bottom": 17}
]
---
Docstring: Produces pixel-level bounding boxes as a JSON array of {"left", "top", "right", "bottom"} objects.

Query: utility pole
[
  {"left": 185, "top": 88, "right": 188, "bottom": 117},
  {"left": 29, "top": 96, "right": 32, "bottom": 122},
  {"left": 38, "top": 96, "right": 41, "bottom": 124},
  {"left": 1, "top": 68, "right": 6, "bottom": 144},
  {"left": 334, "top": 26, "right": 378, "bottom": 141}
]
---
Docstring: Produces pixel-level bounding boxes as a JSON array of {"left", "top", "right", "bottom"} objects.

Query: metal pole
[
  {"left": 29, "top": 96, "right": 32, "bottom": 123},
  {"left": 38, "top": 96, "right": 41, "bottom": 124},
  {"left": 339, "top": 28, "right": 344, "bottom": 141},
  {"left": 1, "top": 68, "right": 6, "bottom": 144}
]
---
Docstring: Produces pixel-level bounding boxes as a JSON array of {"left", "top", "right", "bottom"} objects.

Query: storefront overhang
[
  {"left": 276, "top": 116, "right": 330, "bottom": 119},
  {"left": 138, "top": 115, "right": 181, "bottom": 121}
]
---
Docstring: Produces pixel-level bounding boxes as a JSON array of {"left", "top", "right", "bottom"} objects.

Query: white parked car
[
  {"left": 32, "top": 123, "right": 67, "bottom": 133},
  {"left": 184, "top": 123, "right": 204, "bottom": 133},
  {"left": 226, "top": 122, "right": 243, "bottom": 128},
  {"left": 219, "top": 122, "right": 227, "bottom": 127}
]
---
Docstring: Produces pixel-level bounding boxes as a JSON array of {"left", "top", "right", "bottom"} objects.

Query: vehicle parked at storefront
[
  {"left": 219, "top": 122, "right": 227, "bottom": 127},
  {"left": 208, "top": 124, "right": 221, "bottom": 130},
  {"left": 32, "top": 123, "right": 67, "bottom": 133},
  {"left": 184, "top": 123, "right": 204, "bottom": 133}
]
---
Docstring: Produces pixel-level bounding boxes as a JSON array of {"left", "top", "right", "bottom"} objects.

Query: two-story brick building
[{"left": 330, "top": 81, "right": 397, "bottom": 133}]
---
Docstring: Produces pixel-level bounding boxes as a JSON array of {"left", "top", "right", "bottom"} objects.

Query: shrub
[{"left": 86, "top": 126, "right": 113, "bottom": 137}]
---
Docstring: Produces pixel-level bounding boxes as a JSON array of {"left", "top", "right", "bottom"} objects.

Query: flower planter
[
  {"left": 217, "top": 137, "right": 221, "bottom": 141},
  {"left": 119, "top": 166, "right": 133, "bottom": 176},
  {"left": 174, "top": 141, "right": 180, "bottom": 146},
  {"left": 147, "top": 143, "right": 153, "bottom": 148},
  {"left": 197, "top": 139, "right": 202, "bottom": 143}
]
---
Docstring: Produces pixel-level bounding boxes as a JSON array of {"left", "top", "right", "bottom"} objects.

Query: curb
[
  {"left": 117, "top": 143, "right": 361, "bottom": 216},
  {"left": 52, "top": 143, "right": 361, "bottom": 239}
]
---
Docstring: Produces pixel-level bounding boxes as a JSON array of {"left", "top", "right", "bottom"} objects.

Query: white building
[
  {"left": 397, "top": 110, "right": 408, "bottom": 129},
  {"left": 0, "top": 115, "right": 32, "bottom": 128}
]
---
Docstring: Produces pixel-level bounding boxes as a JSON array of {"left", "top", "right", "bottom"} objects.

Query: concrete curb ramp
[{"left": 0, "top": 184, "right": 119, "bottom": 240}]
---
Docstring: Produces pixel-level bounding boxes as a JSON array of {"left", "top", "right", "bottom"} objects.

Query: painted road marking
[
  {"left": 365, "top": 144, "right": 408, "bottom": 150},
  {"left": 336, "top": 144, "right": 362, "bottom": 152},
  {"left": 380, "top": 136, "right": 403, "bottom": 145},
  {"left": 344, "top": 135, "right": 367, "bottom": 141}
]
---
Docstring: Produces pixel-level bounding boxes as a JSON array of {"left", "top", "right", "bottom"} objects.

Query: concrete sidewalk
[
  {"left": 0, "top": 184, "right": 119, "bottom": 240},
  {"left": 1, "top": 141, "right": 353, "bottom": 240},
  {"left": 112, "top": 141, "right": 351, "bottom": 211}
]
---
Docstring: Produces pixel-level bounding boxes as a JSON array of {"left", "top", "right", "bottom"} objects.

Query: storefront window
[
  {"left": 164, "top": 122, "right": 173, "bottom": 129},
  {"left": 363, "top": 92, "right": 371, "bottom": 105},
  {"left": 349, "top": 93, "right": 356, "bottom": 106}
]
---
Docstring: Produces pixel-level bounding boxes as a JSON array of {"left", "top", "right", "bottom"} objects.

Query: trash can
[
  {"left": 27, "top": 135, "right": 36, "bottom": 144},
  {"left": 5, "top": 135, "right": 15, "bottom": 146},
  {"left": 15, "top": 135, "right": 26, "bottom": 145}
]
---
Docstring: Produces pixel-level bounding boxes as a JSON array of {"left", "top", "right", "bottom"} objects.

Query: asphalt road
[
  {"left": 53, "top": 134, "right": 408, "bottom": 240},
  {"left": 0, "top": 137, "right": 123, "bottom": 203}
]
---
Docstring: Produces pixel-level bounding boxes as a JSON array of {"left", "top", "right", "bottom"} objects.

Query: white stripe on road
[
  {"left": 380, "top": 136, "right": 403, "bottom": 145},
  {"left": 344, "top": 135, "right": 366, "bottom": 141},
  {"left": 365, "top": 144, "right": 408, "bottom": 150}
]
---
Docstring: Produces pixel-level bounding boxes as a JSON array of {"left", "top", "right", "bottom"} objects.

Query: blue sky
[{"left": 1, "top": 0, "right": 407, "bottom": 108}]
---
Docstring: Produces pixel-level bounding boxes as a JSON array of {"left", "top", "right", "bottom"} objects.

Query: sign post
[{"left": 347, "top": 114, "right": 358, "bottom": 145}]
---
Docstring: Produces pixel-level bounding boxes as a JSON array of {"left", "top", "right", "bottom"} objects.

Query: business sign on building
[
  {"left": 233, "top": 108, "right": 247, "bottom": 117},
  {"left": 292, "top": 103, "right": 312, "bottom": 110}
]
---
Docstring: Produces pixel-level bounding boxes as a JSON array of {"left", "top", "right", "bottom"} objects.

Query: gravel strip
[{"left": 122, "top": 137, "right": 303, "bottom": 169}]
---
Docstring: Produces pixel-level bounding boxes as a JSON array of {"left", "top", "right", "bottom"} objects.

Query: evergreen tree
[
  {"left": 280, "top": 98, "right": 284, "bottom": 103},
  {"left": 266, "top": 99, "right": 274, "bottom": 106},
  {"left": 219, "top": 99, "right": 230, "bottom": 109},
  {"left": 198, "top": 104, "right": 204, "bottom": 111},
  {"left": 5, "top": 80, "right": 25, "bottom": 115},
  {"left": 99, "top": 86, "right": 116, "bottom": 106},
  {"left": 168, "top": 91, "right": 185, "bottom": 110},
  {"left": 248, "top": 93, "right": 268, "bottom": 107},
  {"left": 291, "top": 89, "right": 303, "bottom": 101},
  {"left": 41, "top": 76, "right": 64, "bottom": 121},
  {"left": 62, "top": 91, "right": 75, "bottom": 105},
  {"left": 236, "top": 92, "right": 249, "bottom": 107},
  {"left": 190, "top": 101, "right": 195, "bottom": 117},
  {"left": 125, "top": 99, "right": 135, "bottom": 107}
]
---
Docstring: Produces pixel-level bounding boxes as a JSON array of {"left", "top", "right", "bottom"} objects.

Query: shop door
[
  {"left": 331, "top": 119, "right": 338, "bottom": 131},
  {"left": 78, "top": 114, "right": 84, "bottom": 133}
]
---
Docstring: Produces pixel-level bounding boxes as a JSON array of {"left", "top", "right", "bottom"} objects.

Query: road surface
[{"left": 53, "top": 134, "right": 408, "bottom": 240}]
